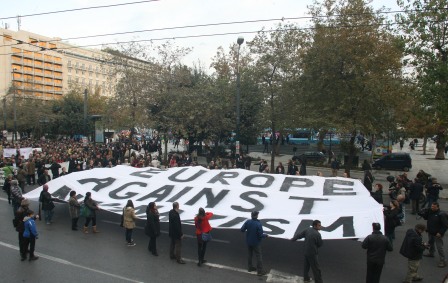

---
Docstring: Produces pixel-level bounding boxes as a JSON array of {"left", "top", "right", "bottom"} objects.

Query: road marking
[
  {"left": 0, "top": 240, "right": 144, "bottom": 283},
  {"left": 101, "top": 220, "right": 231, "bottom": 244}
]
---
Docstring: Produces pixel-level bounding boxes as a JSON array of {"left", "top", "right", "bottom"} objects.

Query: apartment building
[{"left": 0, "top": 28, "right": 114, "bottom": 100}]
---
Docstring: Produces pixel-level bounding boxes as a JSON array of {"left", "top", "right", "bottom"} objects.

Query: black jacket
[
  {"left": 168, "top": 209, "right": 183, "bottom": 239},
  {"left": 409, "top": 182, "right": 423, "bottom": 200},
  {"left": 400, "top": 228, "right": 425, "bottom": 260},
  {"left": 362, "top": 231, "right": 393, "bottom": 265},
  {"left": 421, "top": 209, "right": 448, "bottom": 236},
  {"left": 145, "top": 210, "right": 161, "bottom": 238}
]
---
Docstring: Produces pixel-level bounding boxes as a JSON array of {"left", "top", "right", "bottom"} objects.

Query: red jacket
[{"left": 194, "top": 212, "right": 213, "bottom": 235}]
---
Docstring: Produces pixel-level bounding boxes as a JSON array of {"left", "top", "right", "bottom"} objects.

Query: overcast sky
[{"left": 1, "top": 0, "right": 400, "bottom": 70}]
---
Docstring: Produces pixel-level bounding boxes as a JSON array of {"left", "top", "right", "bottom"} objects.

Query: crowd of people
[{"left": 2, "top": 135, "right": 448, "bottom": 282}]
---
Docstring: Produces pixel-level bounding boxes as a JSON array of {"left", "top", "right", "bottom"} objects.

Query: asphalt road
[{"left": 1, "top": 185, "right": 448, "bottom": 283}]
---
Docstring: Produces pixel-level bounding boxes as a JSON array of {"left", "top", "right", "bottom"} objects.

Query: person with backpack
[{"left": 419, "top": 202, "right": 448, "bottom": 267}]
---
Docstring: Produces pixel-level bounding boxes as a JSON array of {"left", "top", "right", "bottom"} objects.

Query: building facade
[{"left": 0, "top": 28, "right": 114, "bottom": 100}]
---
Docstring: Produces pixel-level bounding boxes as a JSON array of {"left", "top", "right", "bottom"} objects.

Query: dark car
[
  {"left": 292, "top": 152, "right": 326, "bottom": 165},
  {"left": 372, "top": 152, "right": 412, "bottom": 172}
]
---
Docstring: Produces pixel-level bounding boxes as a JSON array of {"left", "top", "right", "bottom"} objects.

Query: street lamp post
[{"left": 236, "top": 36, "right": 244, "bottom": 157}]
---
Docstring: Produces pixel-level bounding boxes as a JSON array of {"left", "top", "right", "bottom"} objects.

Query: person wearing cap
[
  {"left": 291, "top": 220, "right": 323, "bottom": 283},
  {"left": 10, "top": 179, "right": 23, "bottom": 215},
  {"left": 240, "top": 211, "right": 269, "bottom": 276},
  {"left": 362, "top": 223, "right": 393, "bottom": 283}
]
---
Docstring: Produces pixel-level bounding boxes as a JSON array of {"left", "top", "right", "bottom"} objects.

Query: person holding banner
[
  {"left": 291, "top": 220, "right": 323, "bottom": 283},
  {"left": 194, "top": 208, "right": 213, "bottom": 267},
  {"left": 169, "top": 202, "right": 185, "bottom": 264},
  {"left": 123, "top": 200, "right": 138, "bottom": 246},
  {"left": 39, "top": 184, "right": 56, "bottom": 225},
  {"left": 68, "top": 191, "right": 80, "bottom": 231},
  {"left": 240, "top": 211, "right": 268, "bottom": 276},
  {"left": 83, "top": 192, "right": 100, "bottom": 234},
  {"left": 145, "top": 202, "right": 160, "bottom": 256}
]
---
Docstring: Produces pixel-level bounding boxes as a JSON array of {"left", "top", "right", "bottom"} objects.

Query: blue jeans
[
  {"left": 44, "top": 209, "right": 54, "bottom": 224},
  {"left": 125, "top": 229, "right": 133, "bottom": 243}
]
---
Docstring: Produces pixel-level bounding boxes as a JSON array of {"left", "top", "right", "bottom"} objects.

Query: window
[
  {"left": 68, "top": 68, "right": 72, "bottom": 73},
  {"left": 68, "top": 60, "right": 72, "bottom": 67}
]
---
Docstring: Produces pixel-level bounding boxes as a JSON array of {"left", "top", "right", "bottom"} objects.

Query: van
[{"left": 372, "top": 153, "right": 412, "bottom": 172}]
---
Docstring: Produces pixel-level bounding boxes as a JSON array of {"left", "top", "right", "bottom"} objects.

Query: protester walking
[
  {"left": 123, "top": 200, "right": 138, "bottom": 246},
  {"left": 169, "top": 202, "right": 185, "bottom": 264},
  {"left": 83, "top": 192, "right": 100, "bottom": 233},
  {"left": 194, "top": 207, "right": 213, "bottom": 266},
  {"left": 23, "top": 210, "right": 39, "bottom": 261},
  {"left": 361, "top": 223, "right": 393, "bottom": 283},
  {"left": 400, "top": 224, "right": 428, "bottom": 283},
  {"left": 419, "top": 202, "right": 448, "bottom": 267},
  {"left": 39, "top": 184, "right": 56, "bottom": 225},
  {"left": 68, "top": 190, "right": 80, "bottom": 231},
  {"left": 145, "top": 202, "right": 160, "bottom": 256},
  {"left": 240, "top": 211, "right": 268, "bottom": 276},
  {"left": 291, "top": 220, "right": 323, "bottom": 283}
]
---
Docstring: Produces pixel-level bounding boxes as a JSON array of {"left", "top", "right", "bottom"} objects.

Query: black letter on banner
[
  {"left": 280, "top": 177, "right": 314, "bottom": 192},
  {"left": 168, "top": 168, "right": 207, "bottom": 182},
  {"left": 167, "top": 186, "right": 194, "bottom": 202},
  {"left": 323, "top": 179, "right": 356, "bottom": 196},
  {"left": 78, "top": 177, "right": 115, "bottom": 192},
  {"left": 242, "top": 174, "right": 274, "bottom": 188},
  {"left": 130, "top": 168, "right": 162, "bottom": 179},
  {"left": 51, "top": 185, "right": 72, "bottom": 200},
  {"left": 293, "top": 217, "right": 355, "bottom": 238},
  {"left": 185, "top": 188, "right": 229, "bottom": 208},
  {"left": 207, "top": 172, "right": 238, "bottom": 185},
  {"left": 137, "top": 185, "right": 174, "bottom": 202},
  {"left": 219, "top": 217, "right": 247, "bottom": 228},
  {"left": 231, "top": 191, "right": 266, "bottom": 212},
  {"left": 289, "top": 196, "right": 329, "bottom": 214},
  {"left": 134, "top": 205, "right": 148, "bottom": 215},
  {"left": 260, "top": 219, "right": 289, "bottom": 235},
  {"left": 109, "top": 182, "right": 147, "bottom": 200}
]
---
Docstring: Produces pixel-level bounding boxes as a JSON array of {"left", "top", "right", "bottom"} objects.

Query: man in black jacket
[
  {"left": 400, "top": 223, "right": 427, "bottom": 283},
  {"left": 291, "top": 220, "right": 323, "bottom": 283},
  {"left": 409, "top": 179, "right": 423, "bottom": 214},
  {"left": 420, "top": 202, "right": 448, "bottom": 267},
  {"left": 168, "top": 202, "right": 184, "bottom": 264},
  {"left": 362, "top": 223, "right": 393, "bottom": 283}
]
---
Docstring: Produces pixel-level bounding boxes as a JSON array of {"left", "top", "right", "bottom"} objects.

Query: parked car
[
  {"left": 372, "top": 152, "right": 412, "bottom": 172},
  {"left": 292, "top": 152, "right": 326, "bottom": 165}
]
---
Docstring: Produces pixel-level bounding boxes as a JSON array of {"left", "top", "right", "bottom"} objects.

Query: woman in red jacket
[{"left": 194, "top": 207, "right": 213, "bottom": 266}]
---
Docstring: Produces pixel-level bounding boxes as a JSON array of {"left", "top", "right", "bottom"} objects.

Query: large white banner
[{"left": 24, "top": 166, "right": 383, "bottom": 240}]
